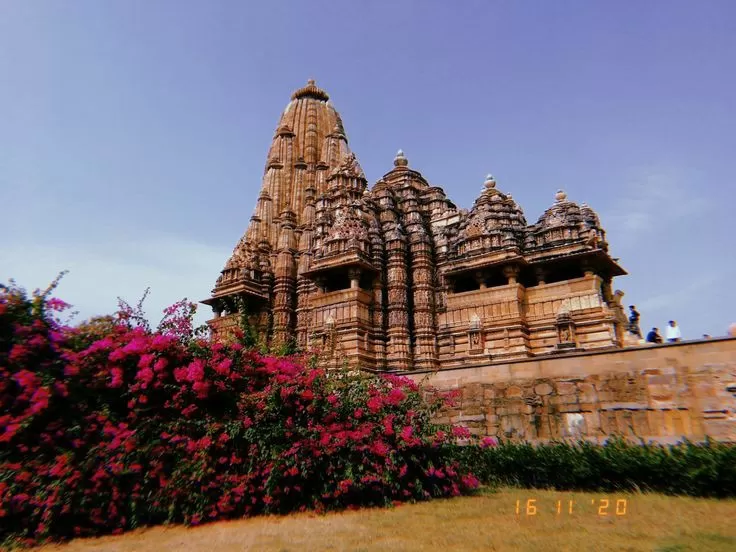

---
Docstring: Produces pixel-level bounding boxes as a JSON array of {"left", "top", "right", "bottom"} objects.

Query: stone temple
[{"left": 202, "top": 80, "right": 628, "bottom": 371}]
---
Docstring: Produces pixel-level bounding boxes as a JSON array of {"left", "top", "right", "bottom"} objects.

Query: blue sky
[{"left": 1, "top": 1, "right": 735, "bottom": 338}]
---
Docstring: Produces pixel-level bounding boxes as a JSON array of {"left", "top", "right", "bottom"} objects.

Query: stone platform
[{"left": 401, "top": 337, "right": 736, "bottom": 443}]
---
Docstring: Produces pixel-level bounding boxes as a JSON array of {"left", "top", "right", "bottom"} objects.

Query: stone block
[
  {"left": 506, "top": 385, "right": 523, "bottom": 398},
  {"left": 550, "top": 394, "right": 579, "bottom": 405},
  {"left": 557, "top": 403, "right": 583, "bottom": 414},
  {"left": 534, "top": 382, "right": 554, "bottom": 395},
  {"left": 461, "top": 405, "right": 483, "bottom": 416},
  {"left": 632, "top": 410, "right": 650, "bottom": 436},
  {"left": 578, "top": 383, "right": 598, "bottom": 403},
  {"left": 556, "top": 382, "right": 577, "bottom": 395},
  {"left": 601, "top": 402, "right": 646, "bottom": 410},
  {"left": 647, "top": 375, "right": 675, "bottom": 386},
  {"left": 457, "top": 414, "right": 485, "bottom": 422}
]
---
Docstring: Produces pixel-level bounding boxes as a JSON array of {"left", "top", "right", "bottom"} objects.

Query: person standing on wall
[
  {"left": 665, "top": 320, "right": 682, "bottom": 343},
  {"left": 628, "top": 305, "right": 642, "bottom": 338}
]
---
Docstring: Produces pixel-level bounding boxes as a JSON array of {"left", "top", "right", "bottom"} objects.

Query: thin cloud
[
  {"left": 1, "top": 236, "right": 231, "bottom": 327},
  {"left": 602, "top": 169, "right": 711, "bottom": 245},
  {"left": 638, "top": 271, "right": 723, "bottom": 313}
]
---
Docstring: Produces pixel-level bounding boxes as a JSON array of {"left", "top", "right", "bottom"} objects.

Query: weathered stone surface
[
  {"left": 578, "top": 383, "right": 597, "bottom": 403},
  {"left": 408, "top": 339, "right": 736, "bottom": 443},
  {"left": 534, "top": 382, "right": 554, "bottom": 395},
  {"left": 457, "top": 414, "right": 485, "bottom": 422},
  {"left": 506, "top": 385, "right": 523, "bottom": 398}
]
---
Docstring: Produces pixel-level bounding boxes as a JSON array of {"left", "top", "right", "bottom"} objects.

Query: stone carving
[{"left": 202, "top": 80, "right": 628, "bottom": 370}]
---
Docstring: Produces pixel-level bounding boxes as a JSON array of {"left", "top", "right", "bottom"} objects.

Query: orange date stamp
[{"left": 515, "top": 497, "right": 629, "bottom": 517}]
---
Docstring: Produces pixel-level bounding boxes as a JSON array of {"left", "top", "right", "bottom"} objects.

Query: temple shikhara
[{"left": 202, "top": 80, "right": 628, "bottom": 371}]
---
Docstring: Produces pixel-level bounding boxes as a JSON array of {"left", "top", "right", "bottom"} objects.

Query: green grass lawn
[{"left": 35, "top": 488, "right": 736, "bottom": 552}]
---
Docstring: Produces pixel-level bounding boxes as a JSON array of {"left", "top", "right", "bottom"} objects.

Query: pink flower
[
  {"left": 137, "top": 354, "right": 155, "bottom": 369},
  {"left": 12, "top": 369, "right": 39, "bottom": 389},
  {"left": 385, "top": 388, "right": 406, "bottom": 405},
  {"left": 214, "top": 358, "right": 232, "bottom": 376},
  {"left": 122, "top": 337, "right": 148, "bottom": 355},
  {"left": 480, "top": 436, "right": 498, "bottom": 448},
  {"left": 462, "top": 474, "right": 480, "bottom": 489},
  {"left": 367, "top": 396, "right": 382, "bottom": 413},
  {"left": 29, "top": 387, "right": 50, "bottom": 414},
  {"left": 370, "top": 441, "right": 389, "bottom": 456},
  {"left": 63, "top": 364, "right": 79, "bottom": 377},
  {"left": 193, "top": 381, "right": 210, "bottom": 398},
  {"left": 110, "top": 367, "right": 124, "bottom": 388},
  {"left": 46, "top": 297, "right": 70, "bottom": 311},
  {"left": 451, "top": 426, "right": 471, "bottom": 439},
  {"left": 136, "top": 367, "right": 154, "bottom": 386},
  {"left": 186, "top": 360, "right": 205, "bottom": 382},
  {"left": 151, "top": 334, "right": 173, "bottom": 350}
]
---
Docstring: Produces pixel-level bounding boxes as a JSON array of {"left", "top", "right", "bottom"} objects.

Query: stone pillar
[
  {"left": 272, "top": 213, "right": 297, "bottom": 348},
  {"left": 408, "top": 224, "right": 438, "bottom": 371},
  {"left": 475, "top": 270, "right": 488, "bottom": 290},
  {"left": 535, "top": 267, "right": 547, "bottom": 286},
  {"left": 385, "top": 237, "right": 412, "bottom": 370},
  {"left": 371, "top": 273, "right": 387, "bottom": 370},
  {"left": 314, "top": 275, "right": 327, "bottom": 293},
  {"left": 348, "top": 267, "right": 361, "bottom": 289},
  {"left": 503, "top": 265, "right": 520, "bottom": 285},
  {"left": 581, "top": 260, "right": 596, "bottom": 278},
  {"left": 295, "top": 275, "right": 314, "bottom": 350}
]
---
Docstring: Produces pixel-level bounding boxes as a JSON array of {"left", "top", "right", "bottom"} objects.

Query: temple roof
[{"left": 451, "top": 175, "right": 527, "bottom": 254}]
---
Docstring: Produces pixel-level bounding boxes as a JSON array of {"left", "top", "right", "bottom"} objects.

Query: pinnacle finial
[
  {"left": 291, "top": 79, "right": 329, "bottom": 101},
  {"left": 555, "top": 189, "right": 567, "bottom": 202},
  {"left": 394, "top": 149, "right": 408, "bottom": 167},
  {"left": 484, "top": 174, "right": 496, "bottom": 189}
]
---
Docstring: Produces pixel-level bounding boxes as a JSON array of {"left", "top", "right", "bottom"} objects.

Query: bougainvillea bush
[{"left": 0, "top": 280, "right": 478, "bottom": 547}]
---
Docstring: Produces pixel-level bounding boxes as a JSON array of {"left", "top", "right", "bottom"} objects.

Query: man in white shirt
[{"left": 665, "top": 320, "right": 682, "bottom": 343}]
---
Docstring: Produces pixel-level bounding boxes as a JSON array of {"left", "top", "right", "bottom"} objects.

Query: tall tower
[{"left": 202, "top": 80, "right": 366, "bottom": 346}]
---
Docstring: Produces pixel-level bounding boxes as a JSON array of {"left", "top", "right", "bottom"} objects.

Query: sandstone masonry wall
[{"left": 405, "top": 338, "right": 736, "bottom": 443}]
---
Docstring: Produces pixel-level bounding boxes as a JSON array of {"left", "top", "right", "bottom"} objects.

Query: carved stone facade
[
  {"left": 410, "top": 338, "right": 736, "bottom": 443},
  {"left": 203, "top": 81, "right": 627, "bottom": 370}
]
